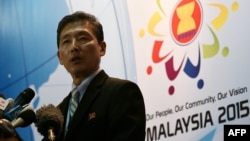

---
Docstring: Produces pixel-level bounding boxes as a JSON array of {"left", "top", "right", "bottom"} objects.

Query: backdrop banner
[{"left": 126, "top": 0, "right": 250, "bottom": 140}]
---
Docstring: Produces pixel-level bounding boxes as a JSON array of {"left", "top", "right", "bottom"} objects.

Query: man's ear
[{"left": 99, "top": 41, "right": 106, "bottom": 56}]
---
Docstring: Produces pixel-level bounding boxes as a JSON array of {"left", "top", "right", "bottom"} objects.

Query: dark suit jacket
[{"left": 56, "top": 70, "right": 146, "bottom": 141}]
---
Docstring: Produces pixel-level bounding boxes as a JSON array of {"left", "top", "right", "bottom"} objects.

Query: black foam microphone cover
[
  {"left": 35, "top": 104, "right": 64, "bottom": 138},
  {"left": 14, "top": 88, "right": 35, "bottom": 107},
  {"left": 11, "top": 108, "right": 36, "bottom": 128}
]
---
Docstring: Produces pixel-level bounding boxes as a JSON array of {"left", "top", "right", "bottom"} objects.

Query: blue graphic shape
[
  {"left": 184, "top": 45, "right": 201, "bottom": 78},
  {"left": 199, "top": 128, "right": 216, "bottom": 141},
  {"left": 0, "top": 0, "right": 68, "bottom": 141}
]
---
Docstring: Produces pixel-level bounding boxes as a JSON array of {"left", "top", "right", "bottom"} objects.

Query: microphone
[
  {"left": 13, "top": 88, "right": 35, "bottom": 107},
  {"left": 5, "top": 104, "right": 31, "bottom": 121},
  {"left": 11, "top": 105, "right": 36, "bottom": 128},
  {"left": 35, "top": 104, "right": 64, "bottom": 141},
  {"left": 0, "top": 94, "right": 14, "bottom": 118},
  {"left": 4, "top": 98, "right": 15, "bottom": 112},
  {"left": 4, "top": 88, "right": 35, "bottom": 120}
]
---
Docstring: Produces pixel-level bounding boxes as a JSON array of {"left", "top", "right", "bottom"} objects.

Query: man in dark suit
[{"left": 55, "top": 11, "right": 146, "bottom": 141}]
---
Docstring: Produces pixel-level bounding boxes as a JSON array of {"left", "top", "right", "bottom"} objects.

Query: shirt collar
[{"left": 72, "top": 68, "right": 102, "bottom": 95}]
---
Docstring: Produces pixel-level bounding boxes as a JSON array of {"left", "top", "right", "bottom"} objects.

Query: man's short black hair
[{"left": 57, "top": 11, "right": 104, "bottom": 48}]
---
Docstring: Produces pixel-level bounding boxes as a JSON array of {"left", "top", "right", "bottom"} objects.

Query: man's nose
[{"left": 71, "top": 39, "right": 80, "bottom": 51}]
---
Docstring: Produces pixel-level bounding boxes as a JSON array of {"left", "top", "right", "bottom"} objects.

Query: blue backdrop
[{"left": 0, "top": 0, "right": 68, "bottom": 140}]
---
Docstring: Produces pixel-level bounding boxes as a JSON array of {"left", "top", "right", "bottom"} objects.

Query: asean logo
[{"left": 170, "top": 0, "right": 202, "bottom": 45}]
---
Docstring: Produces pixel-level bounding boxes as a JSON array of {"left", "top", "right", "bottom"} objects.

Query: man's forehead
[{"left": 60, "top": 24, "right": 93, "bottom": 38}]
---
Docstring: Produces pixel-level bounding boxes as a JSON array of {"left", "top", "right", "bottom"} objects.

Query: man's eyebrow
[
  {"left": 61, "top": 31, "right": 90, "bottom": 38},
  {"left": 60, "top": 34, "right": 70, "bottom": 39},
  {"left": 75, "top": 31, "right": 91, "bottom": 36}
]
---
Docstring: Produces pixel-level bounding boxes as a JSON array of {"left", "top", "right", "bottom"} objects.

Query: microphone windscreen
[
  {"left": 35, "top": 104, "right": 64, "bottom": 137},
  {"left": 11, "top": 109, "right": 36, "bottom": 128},
  {"left": 14, "top": 88, "right": 35, "bottom": 107}
]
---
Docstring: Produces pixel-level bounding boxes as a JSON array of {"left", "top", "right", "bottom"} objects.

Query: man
[{"left": 56, "top": 11, "right": 146, "bottom": 141}]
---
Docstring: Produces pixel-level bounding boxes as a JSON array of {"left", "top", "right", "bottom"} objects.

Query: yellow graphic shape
[
  {"left": 176, "top": 1, "right": 196, "bottom": 34},
  {"left": 232, "top": 1, "right": 239, "bottom": 12},
  {"left": 202, "top": 25, "right": 220, "bottom": 58},
  {"left": 156, "top": 0, "right": 166, "bottom": 15},
  {"left": 209, "top": 3, "right": 228, "bottom": 31},
  {"left": 139, "top": 29, "right": 145, "bottom": 37},
  {"left": 148, "top": 11, "right": 164, "bottom": 36},
  {"left": 222, "top": 46, "right": 229, "bottom": 57}
]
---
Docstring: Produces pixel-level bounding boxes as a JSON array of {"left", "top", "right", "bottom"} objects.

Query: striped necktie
[{"left": 69, "top": 87, "right": 79, "bottom": 121}]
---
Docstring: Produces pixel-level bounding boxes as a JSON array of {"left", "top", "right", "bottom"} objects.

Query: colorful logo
[
  {"left": 140, "top": 0, "right": 239, "bottom": 95},
  {"left": 171, "top": 0, "right": 202, "bottom": 45}
]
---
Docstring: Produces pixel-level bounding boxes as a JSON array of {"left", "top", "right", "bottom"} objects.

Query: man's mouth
[{"left": 71, "top": 56, "right": 82, "bottom": 63}]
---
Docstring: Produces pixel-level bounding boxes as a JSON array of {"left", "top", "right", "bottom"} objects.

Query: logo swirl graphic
[{"left": 140, "top": 0, "right": 239, "bottom": 95}]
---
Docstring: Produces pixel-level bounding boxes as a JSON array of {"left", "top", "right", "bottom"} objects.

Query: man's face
[{"left": 57, "top": 22, "right": 106, "bottom": 78}]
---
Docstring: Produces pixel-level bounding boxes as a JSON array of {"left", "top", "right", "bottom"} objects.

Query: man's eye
[
  {"left": 62, "top": 39, "right": 70, "bottom": 44},
  {"left": 78, "top": 36, "right": 89, "bottom": 42}
]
